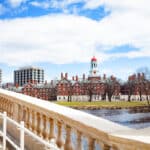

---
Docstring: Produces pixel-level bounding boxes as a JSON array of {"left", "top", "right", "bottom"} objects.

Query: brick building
[
  {"left": 56, "top": 56, "right": 120, "bottom": 101},
  {"left": 120, "top": 73, "right": 150, "bottom": 101},
  {"left": 7, "top": 56, "right": 121, "bottom": 102},
  {"left": 22, "top": 81, "right": 57, "bottom": 101}
]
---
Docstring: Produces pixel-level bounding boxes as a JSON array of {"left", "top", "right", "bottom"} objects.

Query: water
[{"left": 83, "top": 108, "right": 150, "bottom": 129}]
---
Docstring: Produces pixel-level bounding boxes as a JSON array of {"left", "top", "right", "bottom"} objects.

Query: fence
[{"left": 0, "top": 112, "right": 58, "bottom": 150}]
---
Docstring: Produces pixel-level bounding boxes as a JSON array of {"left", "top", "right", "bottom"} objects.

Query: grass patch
[{"left": 55, "top": 101, "right": 148, "bottom": 108}]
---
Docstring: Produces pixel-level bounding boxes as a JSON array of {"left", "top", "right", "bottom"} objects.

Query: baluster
[
  {"left": 18, "top": 105, "right": 21, "bottom": 122},
  {"left": 0, "top": 98, "right": 2, "bottom": 112},
  {"left": 56, "top": 121, "right": 64, "bottom": 148},
  {"left": 2, "top": 99, "right": 5, "bottom": 112},
  {"left": 23, "top": 108, "right": 27, "bottom": 126},
  {"left": 5, "top": 99, "right": 7, "bottom": 111},
  {"left": 45, "top": 116, "right": 49, "bottom": 140},
  {"left": 88, "top": 137, "right": 95, "bottom": 150},
  {"left": 37, "top": 112, "right": 42, "bottom": 137},
  {"left": 49, "top": 118, "right": 55, "bottom": 140},
  {"left": 31, "top": 110, "right": 36, "bottom": 133},
  {"left": 102, "top": 144, "right": 111, "bottom": 150},
  {"left": 26, "top": 108, "right": 30, "bottom": 128},
  {"left": 9, "top": 103, "right": 12, "bottom": 117},
  {"left": 10, "top": 103, "right": 13, "bottom": 118},
  {"left": 0, "top": 99, "right": 2, "bottom": 112},
  {"left": 6, "top": 100, "right": 9, "bottom": 113},
  {"left": 77, "top": 131, "right": 82, "bottom": 150},
  {"left": 64, "top": 125, "right": 73, "bottom": 150},
  {"left": 7, "top": 102, "right": 10, "bottom": 117},
  {"left": 5, "top": 100, "right": 8, "bottom": 112},
  {"left": 42, "top": 115, "right": 48, "bottom": 140},
  {"left": 19, "top": 106, "right": 24, "bottom": 121},
  {"left": 1, "top": 99, "right": 3, "bottom": 112},
  {"left": 3, "top": 99, "right": 6, "bottom": 111},
  {"left": 28, "top": 110, "right": 32, "bottom": 130},
  {"left": 111, "top": 145, "right": 119, "bottom": 150},
  {"left": 4, "top": 100, "right": 8, "bottom": 114}
]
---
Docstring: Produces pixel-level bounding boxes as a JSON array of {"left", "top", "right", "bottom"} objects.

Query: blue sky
[{"left": 0, "top": 0, "right": 150, "bottom": 82}]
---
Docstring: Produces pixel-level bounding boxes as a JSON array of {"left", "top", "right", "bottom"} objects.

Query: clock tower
[
  {"left": 89, "top": 56, "right": 99, "bottom": 76},
  {"left": 88, "top": 56, "right": 100, "bottom": 80}
]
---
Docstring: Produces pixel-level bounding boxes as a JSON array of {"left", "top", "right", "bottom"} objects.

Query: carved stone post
[
  {"left": 7, "top": 102, "right": 11, "bottom": 117},
  {"left": 37, "top": 112, "right": 42, "bottom": 137},
  {"left": 23, "top": 107, "right": 26, "bottom": 123},
  {"left": 42, "top": 115, "right": 48, "bottom": 139},
  {"left": 49, "top": 118, "right": 55, "bottom": 140},
  {"left": 64, "top": 125, "right": 73, "bottom": 150},
  {"left": 56, "top": 121, "right": 64, "bottom": 148},
  {"left": 28, "top": 110, "right": 32, "bottom": 130},
  {"left": 26, "top": 108, "right": 30, "bottom": 128},
  {"left": 5, "top": 100, "right": 8, "bottom": 112},
  {"left": 88, "top": 137, "right": 95, "bottom": 150},
  {"left": 1, "top": 99, "right": 5, "bottom": 112},
  {"left": 111, "top": 145, "right": 119, "bottom": 150},
  {"left": 12, "top": 102, "right": 20, "bottom": 122},
  {"left": 3, "top": 99, "right": 6, "bottom": 112},
  {"left": 102, "top": 144, "right": 111, "bottom": 150},
  {"left": 10, "top": 103, "right": 13, "bottom": 118},
  {"left": 77, "top": 131, "right": 82, "bottom": 150},
  {"left": 31, "top": 110, "right": 36, "bottom": 133},
  {"left": 18, "top": 105, "right": 21, "bottom": 122},
  {"left": 0, "top": 97, "right": 2, "bottom": 111}
]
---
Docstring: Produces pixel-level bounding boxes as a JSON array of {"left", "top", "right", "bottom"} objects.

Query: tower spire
[{"left": 89, "top": 56, "right": 99, "bottom": 77}]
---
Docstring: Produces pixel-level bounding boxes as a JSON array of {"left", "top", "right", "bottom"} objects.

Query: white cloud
[
  {"left": 30, "top": 1, "right": 50, "bottom": 9},
  {"left": 0, "top": 4, "right": 6, "bottom": 15},
  {"left": 8, "top": 0, "right": 27, "bottom": 7},
  {"left": 30, "top": 0, "right": 84, "bottom": 11},
  {"left": 84, "top": 0, "right": 104, "bottom": 9},
  {"left": 0, "top": 15, "right": 99, "bottom": 65},
  {"left": 0, "top": 0, "right": 150, "bottom": 66}
]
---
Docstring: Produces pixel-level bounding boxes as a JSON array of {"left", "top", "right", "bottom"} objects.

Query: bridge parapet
[{"left": 0, "top": 89, "right": 150, "bottom": 150}]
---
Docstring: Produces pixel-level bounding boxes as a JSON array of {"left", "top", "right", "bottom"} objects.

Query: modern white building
[{"left": 14, "top": 66, "right": 44, "bottom": 86}]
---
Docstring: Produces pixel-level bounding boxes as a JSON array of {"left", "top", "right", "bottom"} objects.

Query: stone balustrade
[{"left": 0, "top": 89, "right": 150, "bottom": 150}]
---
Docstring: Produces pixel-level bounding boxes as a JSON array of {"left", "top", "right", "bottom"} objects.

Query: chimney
[
  {"left": 61, "top": 72, "right": 63, "bottom": 80},
  {"left": 103, "top": 74, "right": 106, "bottom": 80},
  {"left": 99, "top": 76, "right": 101, "bottom": 80},
  {"left": 142, "top": 72, "right": 145, "bottom": 79},
  {"left": 83, "top": 73, "right": 85, "bottom": 80},
  {"left": 72, "top": 76, "right": 74, "bottom": 81},
  {"left": 15, "top": 83, "right": 19, "bottom": 88},
  {"left": 65, "top": 73, "right": 68, "bottom": 79},
  {"left": 76, "top": 75, "right": 78, "bottom": 81},
  {"left": 45, "top": 80, "right": 47, "bottom": 85},
  {"left": 138, "top": 73, "right": 140, "bottom": 79},
  {"left": 35, "top": 80, "right": 37, "bottom": 84},
  {"left": 111, "top": 75, "right": 113, "bottom": 80},
  {"left": 128, "top": 76, "right": 130, "bottom": 81},
  {"left": 51, "top": 80, "right": 53, "bottom": 86}
]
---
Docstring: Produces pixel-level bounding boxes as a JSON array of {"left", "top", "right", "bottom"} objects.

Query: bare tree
[
  {"left": 136, "top": 68, "right": 150, "bottom": 103},
  {"left": 68, "top": 84, "right": 73, "bottom": 102},
  {"left": 126, "top": 75, "right": 136, "bottom": 102},
  {"left": 104, "top": 76, "right": 120, "bottom": 102},
  {"left": 136, "top": 73, "right": 145, "bottom": 101},
  {"left": 137, "top": 67, "right": 150, "bottom": 80},
  {"left": 87, "top": 81, "right": 94, "bottom": 102},
  {"left": 143, "top": 80, "right": 150, "bottom": 106}
]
